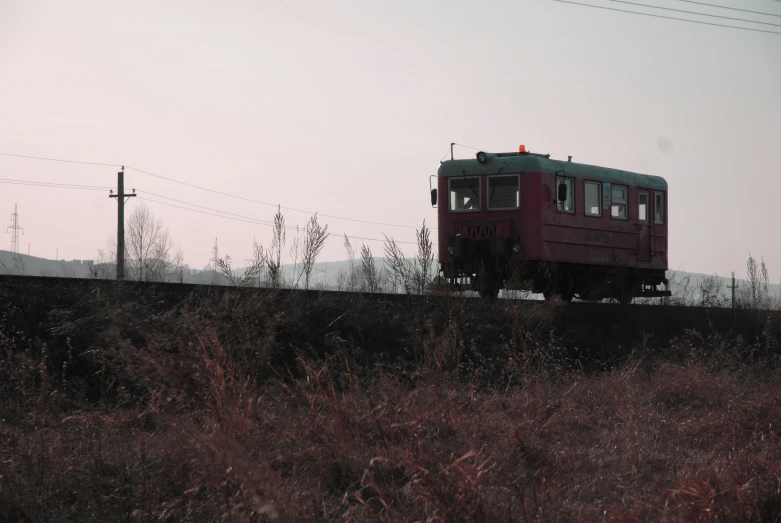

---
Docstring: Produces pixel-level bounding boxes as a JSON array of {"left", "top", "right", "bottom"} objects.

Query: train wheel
[{"left": 616, "top": 277, "right": 636, "bottom": 305}]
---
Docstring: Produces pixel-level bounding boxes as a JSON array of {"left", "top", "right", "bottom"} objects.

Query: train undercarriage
[{"left": 440, "top": 238, "right": 671, "bottom": 302}]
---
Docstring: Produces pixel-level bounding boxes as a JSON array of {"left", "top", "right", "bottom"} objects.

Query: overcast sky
[{"left": 1, "top": 0, "right": 779, "bottom": 276}]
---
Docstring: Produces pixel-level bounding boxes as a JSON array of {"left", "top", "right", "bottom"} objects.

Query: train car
[{"left": 431, "top": 146, "right": 671, "bottom": 302}]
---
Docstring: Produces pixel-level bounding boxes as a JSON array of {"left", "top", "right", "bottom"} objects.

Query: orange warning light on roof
[{"left": 519, "top": 145, "right": 527, "bottom": 153}]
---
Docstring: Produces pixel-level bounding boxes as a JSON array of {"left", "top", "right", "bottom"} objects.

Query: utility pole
[
  {"left": 7, "top": 203, "right": 23, "bottom": 253},
  {"left": 7, "top": 204, "right": 24, "bottom": 273},
  {"left": 211, "top": 238, "right": 219, "bottom": 272},
  {"left": 728, "top": 271, "right": 738, "bottom": 311},
  {"left": 109, "top": 166, "right": 136, "bottom": 281}
]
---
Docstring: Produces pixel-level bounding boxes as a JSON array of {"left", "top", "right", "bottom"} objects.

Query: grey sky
[{"left": 1, "top": 0, "right": 779, "bottom": 276}]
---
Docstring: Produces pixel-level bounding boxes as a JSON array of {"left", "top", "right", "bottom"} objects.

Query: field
[{"left": 1, "top": 279, "right": 780, "bottom": 522}]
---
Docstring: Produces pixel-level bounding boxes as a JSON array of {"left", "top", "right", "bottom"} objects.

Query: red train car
[{"left": 432, "top": 147, "right": 671, "bottom": 301}]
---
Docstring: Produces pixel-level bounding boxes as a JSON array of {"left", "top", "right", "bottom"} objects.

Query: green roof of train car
[{"left": 437, "top": 153, "right": 668, "bottom": 191}]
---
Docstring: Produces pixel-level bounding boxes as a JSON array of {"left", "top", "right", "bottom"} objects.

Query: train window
[
  {"left": 487, "top": 175, "right": 520, "bottom": 210},
  {"left": 654, "top": 191, "right": 664, "bottom": 224},
  {"left": 585, "top": 181, "right": 601, "bottom": 216},
  {"left": 638, "top": 193, "right": 648, "bottom": 221},
  {"left": 611, "top": 186, "right": 627, "bottom": 219},
  {"left": 556, "top": 178, "right": 574, "bottom": 213},
  {"left": 449, "top": 177, "right": 481, "bottom": 212}
]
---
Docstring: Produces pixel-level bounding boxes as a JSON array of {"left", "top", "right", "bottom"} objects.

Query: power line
[
  {"left": 674, "top": 0, "right": 781, "bottom": 18},
  {"left": 553, "top": 0, "right": 781, "bottom": 34},
  {"left": 0, "top": 176, "right": 431, "bottom": 245},
  {"left": 141, "top": 190, "right": 277, "bottom": 227},
  {"left": 140, "top": 190, "right": 428, "bottom": 244},
  {"left": 609, "top": 0, "right": 781, "bottom": 27},
  {"left": 0, "top": 152, "right": 120, "bottom": 168},
  {"left": 138, "top": 196, "right": 271, "bottom": 227},
  {"left": 138, "top": 195, "right": 425, "bottom": 245},
  {"left": 0, "top": 151, "right": 432, "bottom": 229},
  {"left": 125, "top": 166, "right": 429, "bottom": 229},
  {"left": 0, "top": 178, "right": 113, "bottom": 191},
  {"left": 138, "top": 190, "right": 432, "bottom": 244}
]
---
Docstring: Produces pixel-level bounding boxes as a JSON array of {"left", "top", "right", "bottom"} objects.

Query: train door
[{"left": 637, "top": 191, "right": 651, "bottom": 262}]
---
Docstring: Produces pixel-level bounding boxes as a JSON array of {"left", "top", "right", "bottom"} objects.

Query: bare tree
[
  {"left": 167, "top": 248, "right": 185, "bottom": 283},
  {"left": 343, "top": 234, "right": 357, "bottom": 291},
  {"left": 266, "top": 206, "right": 286, "bottom": 288},
  {"left": 125, "top": 204, "right": 173, "bottom": 282},
  {"left": 747, "top": 253, "right": 759, "bottom": 308},
  {"left": 248, "top": 239, "right": 267, "bottom": 287},
  {"left": 744, "top": 253, "right": 770, "bottom": 310},
  {"left": 217, "top": 255, "right": 240, "bottom": 286},
  {"left": 383, "top": 235, "right": 414, "bottom": 294},
  {"left": 698, "top": 273, "right": 726, "bottom": 308},
  {"left": 415, "top": 220, "right": 435, "bottom": 294},
  {"left": 218, "top": 239, "right": 268, "bottom": 288},
  {"left": 360, "top": 244, "right": 380, "bottom": 293},
  {"left": 668, "top": 271, "right": 694, "bottom": 306},
  {"left": 216, "top": 256, "right": 250, "bottom": 287},
  {"left": 761, "top": 258, "right": 770, "bottom": 307},
  {"left": 289, "top": 226, "right": 302, "bottom": 287},
  {"left": 301, "top": 213, "right": 329, "bottom": 290}
]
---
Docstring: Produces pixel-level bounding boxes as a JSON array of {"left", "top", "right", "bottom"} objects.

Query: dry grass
[{"left": 1, "top": 289, "right": 780, "bottom": 522}]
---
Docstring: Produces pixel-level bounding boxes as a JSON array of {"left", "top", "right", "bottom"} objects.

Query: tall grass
[{"left": 0, "top": 286, "right": 780, "bottom": 521}]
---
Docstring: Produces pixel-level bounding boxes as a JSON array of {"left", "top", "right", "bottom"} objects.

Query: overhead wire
[
  {"left": 0, "top": 152, "right": 120, "bottom": 168},
  {"left": 137, "top": 194, "right": 427, "bottom": 245},
  {"left": 140, "top": 190, "right": 276, "bottom": 226},
  {"left": 0, "top": 170, "right": 430, "bottom": 244},
  {"left": 0, "top": 151, "right": 433, "bottom": 229},
  {"left": 609, "top": 0, "right": 781, "bottom": 27},
  {"left": 673, "top": 0, "right": 781, "bottom": 18},
  {"left": 0, "top": 176, "right": 429, "bottom": 245},
  {"left": 0, "top": 178, "right": 113, "bottom": 191},
  {"left": 137, "top": 196, "right": 276, "bottom": 228},
  {"left": 552, "top": 0, "right": 781, "bottom": 34},
  {"left": 125, "top": 166, "right": 430, "bottom": 229}
]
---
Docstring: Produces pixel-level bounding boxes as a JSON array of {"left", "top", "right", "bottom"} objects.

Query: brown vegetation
[{"left": 1, "top": 285, "right": 780, "bottom": 522}]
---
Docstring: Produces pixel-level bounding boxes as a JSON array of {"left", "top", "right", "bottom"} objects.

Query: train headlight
[
  {"left": 476, "top": 151, "right": 488, "bottom": 163},
  {"left": 512, "top": 244, "right": 521, "bottom": 253},
  {"left": 447, "top": 246, "right": 454, "bottom": 255}
]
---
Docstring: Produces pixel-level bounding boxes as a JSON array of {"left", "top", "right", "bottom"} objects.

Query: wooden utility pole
[
  {"left": 728, "top": 271, "right": 738, "bottom": 310},
  {"left": 109, "top": 166, "right": 136, "bottom": 281}
]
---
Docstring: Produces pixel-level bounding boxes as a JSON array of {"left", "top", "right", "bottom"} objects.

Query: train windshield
[
  {"left": 488, "top": 175, "right": 519, "bottom": 209},
  {"left": 449, "top": 177, "right": 481, "bottom": 211}
]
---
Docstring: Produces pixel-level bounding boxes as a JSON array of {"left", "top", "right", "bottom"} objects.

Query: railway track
[
  {"left": 0, "top": 272, "right": 758, "bottom": 315},
  {"left": 1, "top": 273, "right": 778, "bottom": 363},
  {"left": 0, "top": 272, "right": 674, "bottom": 311}
]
